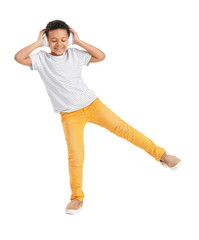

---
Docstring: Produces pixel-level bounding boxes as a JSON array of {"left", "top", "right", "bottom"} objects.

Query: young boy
[{"left": 14, "top": 20, "right": 182, "bottom": 214}]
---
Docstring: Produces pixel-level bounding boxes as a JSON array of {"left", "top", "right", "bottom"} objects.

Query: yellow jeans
[{"left": 60, "top": 97, "right": 166, "bottom": 201}]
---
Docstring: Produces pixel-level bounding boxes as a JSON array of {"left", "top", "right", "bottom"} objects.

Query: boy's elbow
[
  {"left": 100, "top": 53, "right": 106, "bottom": 61},
  {"left": 14, "top": 56, "right": 19, "bottom": 63},
  {"left": 14, "top": 54, "right": 20, "bottom": 62}
]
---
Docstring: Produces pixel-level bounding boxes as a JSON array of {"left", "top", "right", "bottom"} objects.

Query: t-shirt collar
[{"left": 47, "top": 48, "right": 68, "bottom": 61}]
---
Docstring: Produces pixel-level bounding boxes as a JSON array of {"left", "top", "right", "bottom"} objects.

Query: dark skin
[{"left": 37, "top": 27, "right": 106, "bottom": 61}]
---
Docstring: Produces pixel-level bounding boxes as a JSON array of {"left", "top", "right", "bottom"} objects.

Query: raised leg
[{"left": 87, "top": 98, "right": 166, "bottom": 161}]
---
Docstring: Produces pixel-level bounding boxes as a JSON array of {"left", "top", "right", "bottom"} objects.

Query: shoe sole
[
  {"left": 170, "top": 160, "right": 183, "bottom": 170},
  {"left": 65, "top": 206, "right": 83, "bottom": 214},
  {"left": 162, "top": 160, "right": 183, "bottom": 170}
]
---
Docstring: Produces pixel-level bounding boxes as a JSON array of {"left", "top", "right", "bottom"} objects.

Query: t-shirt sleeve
[
  {"left": 73, "top": 48, "right": 92, "bottom": 66},
  {"left": 29, "top": 50, "right": 42, "bottom": 71}
]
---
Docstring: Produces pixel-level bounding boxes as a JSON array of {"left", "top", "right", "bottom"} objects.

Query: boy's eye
[{"left": 52, "top": 40, "right": 67, "bottom": 42}]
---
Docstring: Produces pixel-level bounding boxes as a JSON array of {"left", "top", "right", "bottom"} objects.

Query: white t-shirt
[{"left": 29, "top": 47, "right": 98, "bottom": 113}]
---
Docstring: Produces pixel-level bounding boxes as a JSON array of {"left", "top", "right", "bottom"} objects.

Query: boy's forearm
[
  {"left": 76, "top": 40, "right": 105, "bottom": 59},
  {"left": 14, "top": 41, "right": 41, "bottom": 60}
]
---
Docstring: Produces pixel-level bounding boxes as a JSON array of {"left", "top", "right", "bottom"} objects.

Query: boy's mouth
[{"left": 55, "top": 47, "right": 64, "bottom": 51}]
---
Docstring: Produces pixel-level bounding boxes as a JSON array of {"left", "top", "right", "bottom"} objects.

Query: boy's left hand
[{"left": 68, "top": 26, "right": 81, "bottom": 44}]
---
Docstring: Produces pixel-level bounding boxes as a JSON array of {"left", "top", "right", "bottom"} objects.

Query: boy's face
[{"left": 48, "top": 29, "right": 69, "bottom": 56}]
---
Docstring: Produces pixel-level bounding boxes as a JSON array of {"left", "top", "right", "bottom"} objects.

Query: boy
[{"left": 14, "top": 20, "right": 182, "bottom": 214}]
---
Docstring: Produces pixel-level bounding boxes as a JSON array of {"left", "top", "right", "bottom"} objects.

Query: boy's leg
[
  {"left": 60, "top": 110, "right": 87, "bottom": 201},
  {"left": 86, "top": 98, "right": 166, "bottom": 161}
]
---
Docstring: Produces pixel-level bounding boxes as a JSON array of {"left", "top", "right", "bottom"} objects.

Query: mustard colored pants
[{"left": 60, "top": 97, "right": 166, "bottom": 201}]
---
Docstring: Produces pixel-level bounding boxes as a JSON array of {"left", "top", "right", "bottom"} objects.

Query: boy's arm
[
  {"left": 14, "top": 41, "right": 41, "bottom": 66},
  {"left": 14, "top": 29, "right": 45, "bottom": 66},
  {"left": 76, "top": 39, "right": 106, "bottom": 63}
]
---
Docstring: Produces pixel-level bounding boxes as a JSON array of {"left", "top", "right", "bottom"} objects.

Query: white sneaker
[
  {"left": 65, "top": 199, "right": 83, "bottom": 214},
  {"left": 160, "top": 153, "right": 183, "bottom": 170}
]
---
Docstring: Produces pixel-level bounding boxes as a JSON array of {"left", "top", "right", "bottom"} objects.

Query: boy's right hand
[{"left": 37, "top": 29, "right": 46, "bottom": 47}]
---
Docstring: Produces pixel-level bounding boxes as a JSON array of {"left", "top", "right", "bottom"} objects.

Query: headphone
[{"left": 42, "top": 31, "right": 74, "bottom": 47}]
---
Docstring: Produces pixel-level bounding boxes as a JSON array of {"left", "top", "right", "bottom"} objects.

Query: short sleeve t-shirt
[{"left": 29, "top": 47, "right": 98, "bottom": 113}]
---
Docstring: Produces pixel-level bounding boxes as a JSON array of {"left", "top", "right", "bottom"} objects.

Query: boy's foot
[
  {"left": 65, "top": 199, "right": 83, "bottom": 214},
  {"left": 160, "top": 153, "right": 183, "bottom": 170}
]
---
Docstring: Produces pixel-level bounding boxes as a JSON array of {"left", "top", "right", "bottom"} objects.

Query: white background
[{"left": 1, "top": 0, "right": 199, "bottom": 239}]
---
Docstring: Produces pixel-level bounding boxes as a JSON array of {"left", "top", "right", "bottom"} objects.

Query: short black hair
[{"left": 45, "top": 20, "right": 70, "bottom": 38}]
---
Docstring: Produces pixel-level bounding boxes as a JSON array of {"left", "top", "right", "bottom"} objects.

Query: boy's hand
[
  {"left": 68, "top": 26, "right": 81, "bottom": 44},
  {"left": 37, "top": 29, "right": 46, "bottom": 47}
]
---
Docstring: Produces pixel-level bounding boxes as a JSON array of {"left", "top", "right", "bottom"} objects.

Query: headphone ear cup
[
  {"left": 42, "top": 34, "right": 49, "bottom": 47},
  {"left": 68, "top": 31, "right": 74, "bottom": 46}
]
